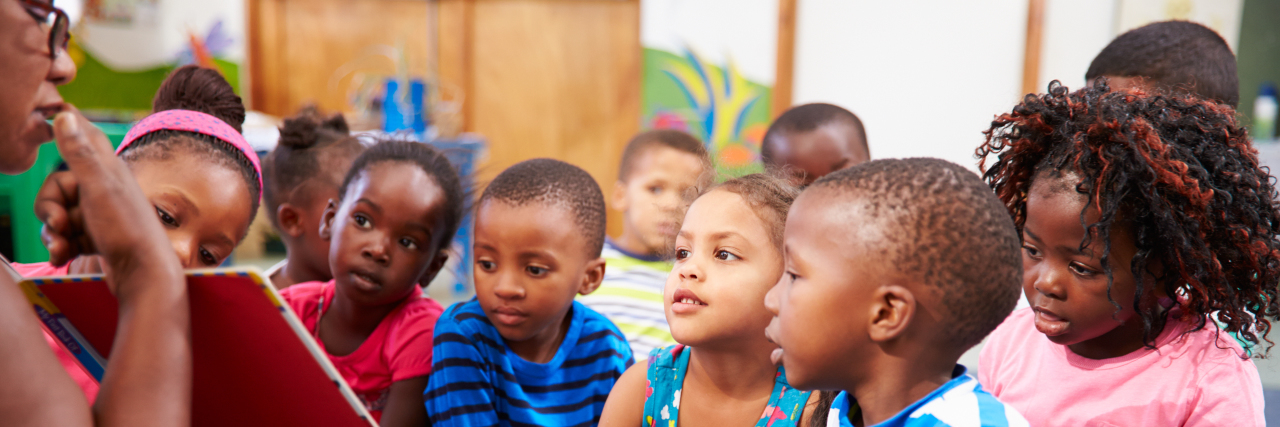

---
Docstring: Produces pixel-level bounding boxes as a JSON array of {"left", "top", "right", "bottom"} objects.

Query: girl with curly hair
[{"left": 976, "top": 81, "right": 1277, "bottom": 426}]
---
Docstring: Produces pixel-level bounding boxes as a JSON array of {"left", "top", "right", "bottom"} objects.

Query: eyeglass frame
[{"left": 18, "top": 0, "right": 70, "bottom": 60}]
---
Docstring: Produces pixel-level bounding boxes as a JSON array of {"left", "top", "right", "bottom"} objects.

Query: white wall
[
  {"left": 793, "top": 0, "right": 1029, "bottom": 171},
  {"left": 1038, "top": 0, "right": 1116, "bottom": 91}
]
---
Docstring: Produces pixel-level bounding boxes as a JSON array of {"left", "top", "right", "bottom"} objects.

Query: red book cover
[{"left": 19, "top": 268, "right": 376, "bottom": 427}]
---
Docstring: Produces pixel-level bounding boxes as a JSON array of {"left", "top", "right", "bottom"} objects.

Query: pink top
[
  {"left": 979, "top": 307, "right": 1265, "bottom": 427},
  {"left": 13, "top": 262, "right": 98, "bottom": 403},
  {"left": 279, "top": 280, "right": 443, "bottom": 421}
]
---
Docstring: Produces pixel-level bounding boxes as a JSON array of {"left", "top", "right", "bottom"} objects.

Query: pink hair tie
[{"left": 119, "top": 109, "right": 263, "bottom": 199}]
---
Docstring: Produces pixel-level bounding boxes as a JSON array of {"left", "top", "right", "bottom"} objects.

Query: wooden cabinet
[{"left": 248, "top": 0, "right": 641, "bottom": 237}]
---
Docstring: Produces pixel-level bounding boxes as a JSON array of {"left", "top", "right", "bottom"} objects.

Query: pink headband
[{"left": 119, "top": 109, "right": 263, "bottom": 198}]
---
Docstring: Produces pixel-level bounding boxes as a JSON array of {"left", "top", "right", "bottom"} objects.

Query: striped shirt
[
  {"left": 827, "top": 366, "right": 1028, "bottom": 427},
  {"left": 577, "top": 238, "right": 674, "bottom": 361},
  {"left": 425, "top": 299, "right": 634, "bottom": 427}
]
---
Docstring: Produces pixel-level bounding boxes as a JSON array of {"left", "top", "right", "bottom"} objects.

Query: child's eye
[
  {"left": 1021, "top": 244, "right": 1041, "bottom": 258},
  {"left": 199, "top": 248, "right": 219, "bottom": 266},
  {"left": 399, "top": 237, "right": 418, "bottom": 250},
  {"left": 352, "top": 214, "right": 371, "bottom": 228},
  {"left": 477, "top": 260, "right": 496, "bottom": 271},
  {"left": 787, "top": 271, "right": 800, "bottom": 282},
  {"left": 715, "top": 250, "right": 739, "bottom": 261},
  {"left": 526, "top": 265, "right": 548, "bottom": 277},
  {"left": 674, "top": 249, "right": 690, "bottom": 260},
  {"left": 649, "top": 186, "right": 663, "bottom": 195},
  {"left": 156, "top": 207, "right": 178, "bottom": 227},
  {"left": 1068, "top": 262, "right": 1099, "bottom": 277}
]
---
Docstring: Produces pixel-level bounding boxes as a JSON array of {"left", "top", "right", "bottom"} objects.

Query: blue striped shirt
[
  {"left": 827, "top": 366, "right": 1028, "bottom": 427},
  {"left": 425, "top": 300, "right": 634, "bottom": 427}
]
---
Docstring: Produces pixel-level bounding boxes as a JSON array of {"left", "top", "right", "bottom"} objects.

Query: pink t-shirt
[
  {"left": 13, "top": 262, "right": 99, "bottom": 403},
  {"left": 279, "top": 280, "right": 443, "bottom": 421},
  {"left": 979, "top": 307, "right": 1264, "bottom": 427}
]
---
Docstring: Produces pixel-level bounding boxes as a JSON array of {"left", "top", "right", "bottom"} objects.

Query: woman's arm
[
  {"left": 35, "top": 110, "right": 190, "bottom": 427},
  {"left": 0, "top": 263, "right": 94, "bottom": 426},
  {"left": 598, "top": 361, "right": 648, "bottom": 427}
]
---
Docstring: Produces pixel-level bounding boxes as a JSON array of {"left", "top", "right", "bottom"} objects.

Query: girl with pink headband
[{"left": 14, "top": 65, "right": 263, "bottom": 402}]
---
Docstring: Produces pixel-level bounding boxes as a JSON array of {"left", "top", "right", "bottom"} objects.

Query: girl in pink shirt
[
  {"left": 974, "top": 81, "right": 1276, "bottom": 426},
  {"left": 278, "top": 139, "right": 464, "bottom": 427}
]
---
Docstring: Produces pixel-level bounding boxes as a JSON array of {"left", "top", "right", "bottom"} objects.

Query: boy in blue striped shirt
[{"left": 426, "top": 159, "right": 634, "bottom": 427}]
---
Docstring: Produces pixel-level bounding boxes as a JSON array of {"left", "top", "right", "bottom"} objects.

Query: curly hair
[{"left": 977, "top": 80, "right": 1280, "bottom": 351}]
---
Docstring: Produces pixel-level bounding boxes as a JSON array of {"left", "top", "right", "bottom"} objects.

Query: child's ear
[
  {"left": 276, "top": 203, "right": 305, "bottom": 238},
  {"left": 867, "top": 284, "right": 915, "bottom": 343},
  {"left": 418, "top": 250, "right": 451, "bottom": 288},
  {"left": 317, "top": 199, "right": 339, "bottom": 241},
  {"left": 611, "top": 181, "right": 629, "bottom": 212},
  {"left": 577, "top": 257, "right": 608, "bottom": 296}
]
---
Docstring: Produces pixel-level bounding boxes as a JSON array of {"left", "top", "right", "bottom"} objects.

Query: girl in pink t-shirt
[
  {"left": 974, "top": 81, "right": 1276, "bottom": 426},
  {"left": 278, "top": 139, "right": 464, "bottom": 427}
]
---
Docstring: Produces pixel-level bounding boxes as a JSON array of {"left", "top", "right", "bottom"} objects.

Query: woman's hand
[{"left": 33, "top": 107, "right": 182, "bottom": 292}]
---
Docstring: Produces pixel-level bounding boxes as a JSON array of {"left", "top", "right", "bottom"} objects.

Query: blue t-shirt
[
  {"left": 424, "top": 299, "right": 634, "bottom": 427},
  {"left": 827, "top": 366, "right": 1028, "bottom": 427}
]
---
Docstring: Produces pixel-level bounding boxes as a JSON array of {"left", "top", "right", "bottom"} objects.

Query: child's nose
[
  {"left": 676, "top": 259, "right": 704, "bottom": 281},
  {"left": 764, "top": 280, "right": 782, "bottom": 315},
  {"left": 361, "top": 239, "right": 390, "bottom": 265},
  {"left": 493, "top": 273, "right": 525, "bottom": 300},
  {"left": 1031, "top": 265, "right": 1065, "bottom": 299}
]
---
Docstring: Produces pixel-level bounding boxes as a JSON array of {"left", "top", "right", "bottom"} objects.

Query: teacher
[{"left": 0, "top": 1, "right": 191, "bottom": 426}]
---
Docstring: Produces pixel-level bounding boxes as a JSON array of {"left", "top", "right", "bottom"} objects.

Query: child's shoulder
[{"left": 384, "top": 291, "right": 445, "bottom": 336}]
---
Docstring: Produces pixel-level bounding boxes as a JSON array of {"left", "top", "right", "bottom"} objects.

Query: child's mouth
[
  {"left": 349, "top": 270, "right": 382, "bottom": 292},
  {"left": 491, "top": 306, "right": 528, "bottom": 326},
  {"left": 1033, "top": 307, "right": 1069, "bottom": 336},
  {"left": 671, "top": 288, "right": 707, "bottom": 314},
  {"left": 770, "top": 348, "right": 784, "bottom": 366}
]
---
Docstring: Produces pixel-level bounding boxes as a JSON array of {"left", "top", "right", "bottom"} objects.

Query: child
[
  {"left": 975, "top": 81, "right": 1273, "bottom": 425},
  {"left": 262, "top": 107, "right": 366, "bottom": 289},
  {"left": 765, "top": 158, "right": 1028, "bottom": 426},
  {"left": 277, "top": 140, "right": 463, "bottom": 427},
  {"left": 1086, "top": 20, "right": 1238, "bottom": 107},
  {"left": 761, "top": 103, "right": 869, "bottom": 187},
  {"left": 600, "top": 173, "right": 818, "bottom": 427},
  {"left": 15, "top": 65, "right": 262, "bottom": 402},
  {"left": 579, "top": 129, "right": 709, "bottom": 360},
  {"left": 425, "top": 158, "right": 633, "bottom": 426}
]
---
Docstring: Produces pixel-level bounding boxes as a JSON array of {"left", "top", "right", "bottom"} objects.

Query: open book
[{"left": 16, "top": 267, "right": 376, "bottom": 427}]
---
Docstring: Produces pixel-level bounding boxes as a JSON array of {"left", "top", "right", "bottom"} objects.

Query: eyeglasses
[{"left": 19, "top": 0, "right": 70, "bottom": 59}]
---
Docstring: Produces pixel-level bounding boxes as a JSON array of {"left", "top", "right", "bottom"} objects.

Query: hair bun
[
  {"left": 277, "top": 106, "right": 352, "bottom": 150},
  {"left": 152, "top": 65, "right": 246, "bottom": 132}
]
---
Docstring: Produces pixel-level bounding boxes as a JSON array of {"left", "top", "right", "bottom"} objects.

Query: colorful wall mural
[
  {"left": 641, "top": 0, "right": 779, "bottom": 177},
  {"left": 56, "top": 0, "right": 245, "bottom": 120}
]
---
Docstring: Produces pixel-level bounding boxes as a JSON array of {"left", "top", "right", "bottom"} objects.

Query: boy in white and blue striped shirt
[
  {"left": 764, "top": 159, "right": 1027, "bottom": 427},
  {"left": 579, "top": 129, "right": 709, "bottom": 361}
]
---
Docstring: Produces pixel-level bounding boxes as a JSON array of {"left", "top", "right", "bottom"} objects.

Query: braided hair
[{"left": 977, "top": 80, "right": 1280, "bottom": 351}]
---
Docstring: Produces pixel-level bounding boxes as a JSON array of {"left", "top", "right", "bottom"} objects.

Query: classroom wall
[
  {"left": 791, "top": 0, "right": 1029, "bottom": 171},
  {"left": 793, "top": 0, "right": 1261, "bottom": 169}
]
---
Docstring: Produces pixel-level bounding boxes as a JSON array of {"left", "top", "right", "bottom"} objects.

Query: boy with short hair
[
  {"left": 764, "top": 158, "right": 1028, "bottom": 426},
  {"left": 425, "top": 158, "right": 633, "bottom": 427},
  {"left": 1086, "top": 20, "right": 1239, "bottom": 107},
  {"left": 578, "top": 129, "right": 709, "bottom": 360},
  {"left": 762, "top": 103, "right": 869, "bottom": 187}
]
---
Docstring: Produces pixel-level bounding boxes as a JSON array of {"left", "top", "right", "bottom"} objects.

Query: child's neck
[
  {"left": 282, "top": 253, "right": 331, "bottom": 286},
  {"left": 685, "top": 341, "right": 778, "bottom": 400},
  {"left": 612, "top": 230, "right": 657, "bottom": 259},
  {"left": 852, "top": 354, "right": 955, "bottom": 426},
  {"left": 318, "top": 290, "right": 406, "bottom": 356},
  {"left": 507, "top": 308, "right": 574, "bottom": 364}
]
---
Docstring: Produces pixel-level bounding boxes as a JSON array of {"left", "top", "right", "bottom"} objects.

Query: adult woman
[{"left": 0, "top": 2, "right": 190, "bottom": 426}]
